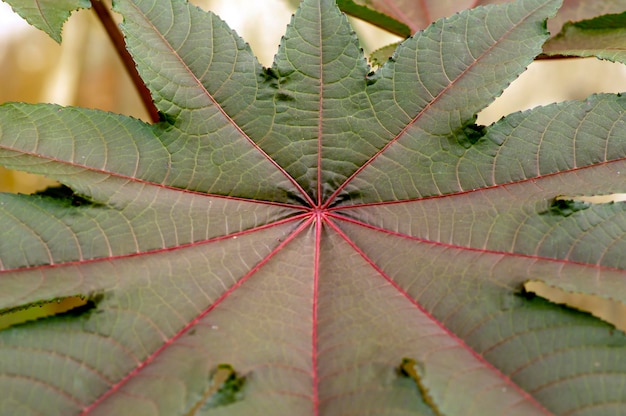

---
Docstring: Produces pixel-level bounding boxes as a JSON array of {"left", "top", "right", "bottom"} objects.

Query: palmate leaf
[{"left": 1, "top": 0, "right": 626, "bottom": 414}]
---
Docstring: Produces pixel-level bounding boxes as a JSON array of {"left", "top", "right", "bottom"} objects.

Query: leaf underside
[{"left": 2, "top": 0, "right": 626, "bottom": 415}]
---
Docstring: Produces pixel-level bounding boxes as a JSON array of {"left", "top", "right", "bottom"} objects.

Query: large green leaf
[{"left": 2, "top": 0, "right": 626, "bottom": 414}]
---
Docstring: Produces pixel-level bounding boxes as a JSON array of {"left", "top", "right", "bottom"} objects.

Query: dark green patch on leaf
[
  {"left": 514, "top": 285, "right": 537, "bottom": 301},
  {"left": 33, "top": 184, "right": 101, "bottom": 207},
  {"left": 454, "top": 121, "right": 486, "bottom": 149},
  {"left": 544, "top": 197, "right": 591, "bottom": 217},
  {"left": 261, "top": 66, "right": 292, "bottom": 86},
  {"left": 261, "top": 67, "right": 280, "bottom": 81},
  {"left": 275, "top": 91, "right": 295, "bottom": 102},
  {"left": 201, "top": 364, "right": 246, "bottom": 410},
  {"left": 54, "top": 293, "right": 103, "bottom": 318},
  {"left": 158, "top": 110, "right": 177, "bottom": 125}
]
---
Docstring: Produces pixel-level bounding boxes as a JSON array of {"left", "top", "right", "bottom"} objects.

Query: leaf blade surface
[{"left": 2, "top": 0, "right": 626, "bottom": 415}]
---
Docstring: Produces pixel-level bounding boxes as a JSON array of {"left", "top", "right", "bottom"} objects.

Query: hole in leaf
[
  {"left": 33, "top": 184, "right": 101, "bottom": 207},
  {"left": 524, "top": 281, "right": 626, "bottom": 332},
  {"left": 187, "top": 363, "right": 246, "bottom": 413},
  {"left": 261, "top": 67, "right": 280, "bottom": 81},
  {"left": 556, "top": 193, "right": 626, "bottom": 204},
  {"left": 0, "top": 294, "right": 101, "bottom": 330},
  {"left": 0, "top": 166, "right": 59, "bottom": 194},
  {"left": 457, "top": 121, "right": 486, "bottom": 148},
  {"left": 397, "top": 358, "right": 440, "bottom": 414},
  {"left": 544, "top": 197, "right": 591, "bottom": 217},
  {"left": 544, "top": 193, "right": 626, "bottom": 217},
  {"left": 513, "top": 284, "right": 537, "bottom": 301}
]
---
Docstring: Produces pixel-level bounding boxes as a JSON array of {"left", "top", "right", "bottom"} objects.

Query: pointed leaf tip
[{"left": 3, "top": 0, "right": 91, "bottom": 43}]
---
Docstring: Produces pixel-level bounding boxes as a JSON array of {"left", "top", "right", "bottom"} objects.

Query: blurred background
[{"left": 1, "top": 0, "right": 626, "bottom": 328}]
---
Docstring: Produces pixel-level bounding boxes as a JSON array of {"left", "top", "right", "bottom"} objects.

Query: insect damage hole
[
  {"left": 556, "top": 193, "right": 626, "bottom": 204},
  {"left": 524, "top": 281, "right": 626, "bottom": 332},
  {"left": 0, "top": 294, "right": 102, "bottom": 330},
  {"left": 186, "top": 363, "right": 246, "bottom": 414},
  {"left": 397, "top": 358, "right": 441, "bottom": 415}
]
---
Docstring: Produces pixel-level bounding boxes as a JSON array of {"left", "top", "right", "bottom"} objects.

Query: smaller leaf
[
  {"left": 368, "top": 41, "right": 400, "bottom": 67},
  {"left": 337, "top": 0, "right": 411, "bottom": 37},
  {"left": 547, "top": 0, "right": 626, "bottom": 35},
  {"left": 543, "top": 12, "right": 626, "bottom": 63},
  {"left": 3, "top": 0, "right": 91, "bottom": 43},
  {"left": 338, "top": 0, "right": 626, "bottom": 41}
]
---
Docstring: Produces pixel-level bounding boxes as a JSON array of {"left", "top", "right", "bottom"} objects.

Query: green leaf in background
[
  {"left": 1, "top": 0, "right": 91, "bottom": 42},
  {"left": 336, "top": 0, "right": 410, "bottom": 37},
  {"left": 338, "top": 0, "right": 626, "bottom": 37},
  {"left": 337, "top": 0, "right": 476, "bottom": 35},
  {"left": 368, "top": 41, "right": 401, "bottom": 67},
  {"left": 543, "top": 12, "right": 626, "bottom": 63},
  {"left": 551, "top": 0, "right": 626, "bottom": 33},
  {"left": 2, "top": 0, "right": 626, "bottom": 415}
]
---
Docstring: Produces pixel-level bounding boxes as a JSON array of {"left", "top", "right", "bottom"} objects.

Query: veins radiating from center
[{"left": 312, "top": 208, "right": 330, "bottom": 225}]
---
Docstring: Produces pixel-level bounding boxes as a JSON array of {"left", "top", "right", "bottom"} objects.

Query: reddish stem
[{"left": 90, "top": 0, "right": 160, "bottom": 123}]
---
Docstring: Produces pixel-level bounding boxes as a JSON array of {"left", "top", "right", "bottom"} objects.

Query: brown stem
[{"left": 90, "top": 0, "right": 160, "bottom": 123}]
